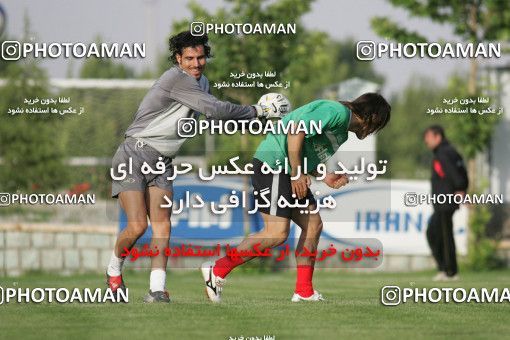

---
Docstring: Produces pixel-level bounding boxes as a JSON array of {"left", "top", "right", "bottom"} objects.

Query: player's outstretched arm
[{"left": 167, "top": 73, "right": 256, "bottom": 120}]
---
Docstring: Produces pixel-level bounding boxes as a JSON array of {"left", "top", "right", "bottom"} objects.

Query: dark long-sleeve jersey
[
  {"left": 125, "top": 66, "right": 256, "bottom": 157},
  {"left": 431, "top": 139, "right": 469, "bottom": 211}
]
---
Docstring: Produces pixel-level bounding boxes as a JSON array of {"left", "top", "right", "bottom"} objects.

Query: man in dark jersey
[
  {"left": 423, "top": 125, "right": 468, "bottom": 281},
  {"left": 106, "top": 31, "right": 281, "bottom": 302}
]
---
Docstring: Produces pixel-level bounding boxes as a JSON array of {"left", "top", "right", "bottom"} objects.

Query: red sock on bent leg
[
  {"left": 213, "top": 256, "right": 245, "bottom": 279},
  {"left": 295, "top": 265, "right": 314, "bottom": 297}
]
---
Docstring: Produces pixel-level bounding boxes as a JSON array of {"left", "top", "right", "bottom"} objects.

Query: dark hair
[
  {"left": 341, "top": 92, "right": 391, "bottom": 134},
  {"left": 423, "top": 125, "right": 445, "bottom": 139},
  {"left": 169, "top": 30, "right": 212, "bottom": 64}
]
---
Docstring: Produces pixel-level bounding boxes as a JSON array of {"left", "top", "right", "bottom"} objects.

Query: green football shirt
[{"left": 254, "top": 99, "right": 351, "bottom": 172}]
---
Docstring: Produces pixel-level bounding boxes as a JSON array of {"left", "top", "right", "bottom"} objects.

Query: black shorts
[
  {"left": 251, "top": 158, "right": 316, "bottom": 218},
  {"left": 111, "top": 137, "right": 174, "bottom": 198}
]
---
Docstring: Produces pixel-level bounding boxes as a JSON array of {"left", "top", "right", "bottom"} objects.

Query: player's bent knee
[
  {"left": 151, "top": 222, "right": 171, "bottom": 238},
  {"left": 270, "top": 230, "right": 289, "bottom": 247},
  {"left": 308, "top": 221, "right": 323, "bottom": 235},
  {"left": 127, "top": 222, "right": 148, "bottom": 237}
]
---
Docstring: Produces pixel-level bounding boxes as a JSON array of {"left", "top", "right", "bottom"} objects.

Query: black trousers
[{"left": 426, "top": 209, "right": 457, "bottom": 276}]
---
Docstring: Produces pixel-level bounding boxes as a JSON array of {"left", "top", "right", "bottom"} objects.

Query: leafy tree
[
  {"left": 371, "top": 0, "right": 508, "bottom": 182},
  {"left": 0, "top": 15, "right": 68, "bottom": 192},
  {"left": 0, "top": 58, "right": 68, "bottom": 192},
  {"left": 378, "top": 77, "right": 445, "bottom": 179},
  {"left": 0, "top": 36, "right": 14, "bottom": 76},
  {"left": 70, "top": 36, "right": 144, "bottom": 157},
  {"left": 371, "top": 0, "right": 509, "bottom": 269},
  {"left": 59, "top": 87, "right": 146, "bottom": 157},
  {"left": 79, "top": 36, "right": 135, "bottom": 79}
]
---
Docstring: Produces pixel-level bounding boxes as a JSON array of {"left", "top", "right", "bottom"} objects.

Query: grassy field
[{"left": 0, "top": 269, "right": 509, "bottom": 339}]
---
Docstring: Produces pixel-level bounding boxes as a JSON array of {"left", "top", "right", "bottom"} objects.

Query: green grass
[{"left": 0, "top": 269, "right": 509, "bottom": 339}]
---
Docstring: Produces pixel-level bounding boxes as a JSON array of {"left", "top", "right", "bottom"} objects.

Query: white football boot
[
  {"left": 201, "top": 261, "right": 226, "bottom": 303},
  {"left": 291, "top": 290, "right": 325, "bottom": 302},
  {"left": 432, "top": 271, "right": 448, "bottom": 281}
]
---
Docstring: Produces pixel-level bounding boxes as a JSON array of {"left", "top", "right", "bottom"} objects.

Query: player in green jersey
[{"left": 202, "top": 93, "right": 391, "bottom": 302}]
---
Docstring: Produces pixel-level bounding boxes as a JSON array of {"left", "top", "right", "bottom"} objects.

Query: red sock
[
  {"left": 213, "top": 256, "right": 245, "bottom": 279},
  {"left": 295, "top": 265, "right": 314, "bottom": 297}
]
